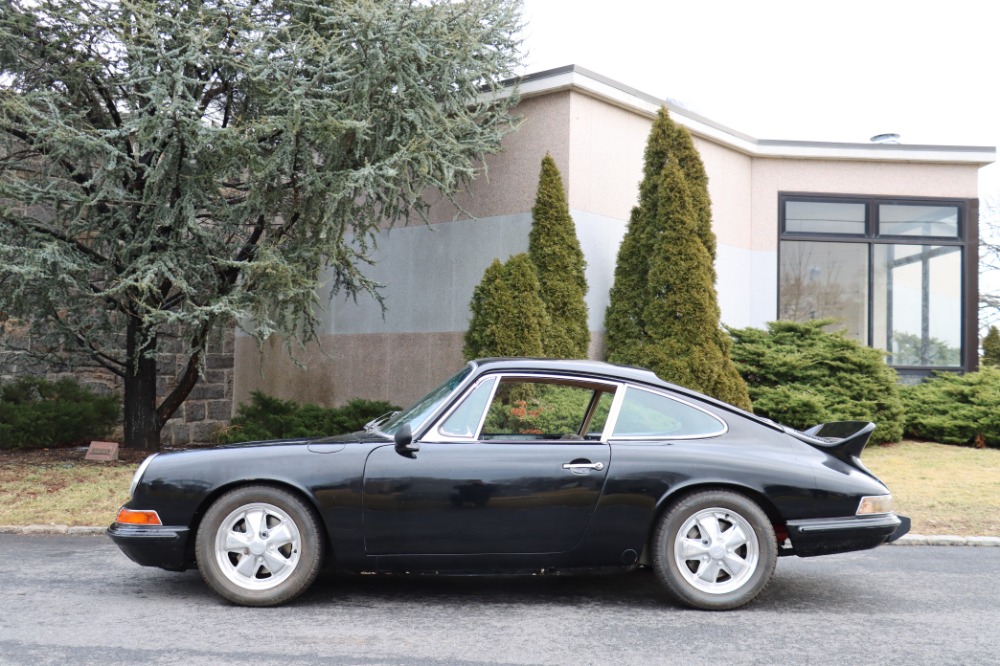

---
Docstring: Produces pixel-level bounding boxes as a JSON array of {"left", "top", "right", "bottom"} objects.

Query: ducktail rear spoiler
[{"left": 791, "top": 421, "right": 877, "bottom": 466}]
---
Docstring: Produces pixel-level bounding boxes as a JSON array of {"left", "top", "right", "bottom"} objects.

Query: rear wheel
[
  {"left": 652, "top": 490, "right": 777, "bottom": 610},
  {"left": 196, "top": 485, "right": 324, "bottom": 606}
]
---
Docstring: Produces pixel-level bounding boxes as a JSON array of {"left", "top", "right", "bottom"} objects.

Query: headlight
[
  {"left": 129, "top": 453, "right": 158, "bottom": 499},
  {"left": 857, "top": 494, "right": 893, "bottom": 515}
]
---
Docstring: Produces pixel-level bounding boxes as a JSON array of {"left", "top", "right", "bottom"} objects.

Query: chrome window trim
[
  {"left": 426, "top": 372, "right": 623, "bottom": 444},
  {"left": 608, "top": 385, "right": 729, "bottom": 440},
  {"left": 427, "top": 375, "right": 500, "bottom": 442}
]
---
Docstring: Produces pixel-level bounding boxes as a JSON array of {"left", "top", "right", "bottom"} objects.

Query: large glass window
[
  {"left": 779, "top": 241, "right": 869, "bottom": 342},
  {"left": 779, "top": 195, "right": 970, "bottom": 371},
  {"left": 873, "top": 245, "right": 962, "bottom": 366}
]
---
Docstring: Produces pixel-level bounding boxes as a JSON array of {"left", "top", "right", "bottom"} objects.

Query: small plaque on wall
[{"left": 85, "top": 441, "right": 119, "bottom": 462}]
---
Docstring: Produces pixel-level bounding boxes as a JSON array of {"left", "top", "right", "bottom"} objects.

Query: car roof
[{"left": 471, "top": 357, "right": 671, "bottom": 389}]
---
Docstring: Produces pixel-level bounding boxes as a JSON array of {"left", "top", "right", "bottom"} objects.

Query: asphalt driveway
[{"left": 1, "top": 534, "right": 998, "bottom": 665}]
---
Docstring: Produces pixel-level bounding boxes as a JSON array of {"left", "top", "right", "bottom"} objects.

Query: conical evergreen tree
[
  {"left": 605, "top": 107, "right": 751, "bottom": 409},
  {"left": 464, "top": 254, "right": 549, "bottom": 360},
  {"left": 528, "top": 154, "right": 589, "bottom": 358},
  {"left": 983, "top": 325, "right": 1000, "bottom": 367},
  {"left": 667, "top": 120, "right": 715, "bottom": 262}
]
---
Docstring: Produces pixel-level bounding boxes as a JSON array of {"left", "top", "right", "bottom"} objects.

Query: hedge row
[
  {"left": 0, "top": 377, "right": 119, "bottom": 450},
  {"left": 728, "top": 320, "right": 905, "bottom": 445},
  {"left": 214, "top": 392, "right": 399, "bottom": 443}
]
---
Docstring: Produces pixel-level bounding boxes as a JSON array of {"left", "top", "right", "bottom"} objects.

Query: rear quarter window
[{"left": 612, "top": 387, "right": 726, "bottom": 438}]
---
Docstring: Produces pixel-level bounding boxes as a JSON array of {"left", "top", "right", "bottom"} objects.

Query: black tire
[
  {"left": 651, "top": 490, "right": 777, "bottom": 610},
  {"left": 195, "top": 485, "right": 324, "bottom": 606}
]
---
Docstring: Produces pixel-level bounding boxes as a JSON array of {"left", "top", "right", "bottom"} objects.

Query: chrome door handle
[{"left": 562, "top": 462, "right": 604, "bottom": 471}]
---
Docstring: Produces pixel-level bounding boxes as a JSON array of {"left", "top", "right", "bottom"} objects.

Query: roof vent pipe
[{"left": 870, "top": 133, "right": 901, "bottom": 144}]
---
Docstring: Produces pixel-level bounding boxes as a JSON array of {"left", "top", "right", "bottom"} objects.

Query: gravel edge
[{"left": 1, "top": 525, "right": 998, "bottom": 546}]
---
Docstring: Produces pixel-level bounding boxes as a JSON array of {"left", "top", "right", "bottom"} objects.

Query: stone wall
[{"left": 0, "top": 322, "right": 235, "bottom": 448}]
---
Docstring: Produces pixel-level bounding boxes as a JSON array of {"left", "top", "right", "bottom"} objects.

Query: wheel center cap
[
  {"left": 250, "top": 540, "right": 266, "bottom": 556},
  {"left": 709, "top": 545, "right": 726, "bottom": 560}
]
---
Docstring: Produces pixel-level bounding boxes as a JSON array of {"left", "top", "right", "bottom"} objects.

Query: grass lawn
[
  {"left": 0, "top": 451, "right": 139, "bottom": 527},
  {"left": 0, "top": 440, "right": 997, "bottom": 536},
  {"left": 864, "top": 440, "right": 1000, "bottom": 537}
]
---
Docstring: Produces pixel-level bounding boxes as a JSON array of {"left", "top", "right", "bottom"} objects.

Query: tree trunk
[{"left": 124, "top": 314, "right": 161, "bottom": 450}]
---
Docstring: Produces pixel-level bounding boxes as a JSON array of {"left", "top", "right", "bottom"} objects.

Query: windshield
[{"left": 378, "top": 365, "right": 474, "bottom": 436}]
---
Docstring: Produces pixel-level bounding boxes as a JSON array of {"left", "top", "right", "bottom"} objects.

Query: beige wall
[
  {"left": 566, "top": 92, "right": 648, "bottom": 220},
  {"left": 750, "top": 159, "right": 980, "bottom": 251},
  {"left": 694, "top": 137, "right": 753, "bottom": 250},
  {"left": 423, "top": 92, "right": 573, "bottom": 224}
]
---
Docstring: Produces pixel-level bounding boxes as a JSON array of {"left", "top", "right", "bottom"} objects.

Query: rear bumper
[
  {"left": 786, "top": 513, "right": 910, "bottom": 557},
  {"left": 106, "top": 523, "right": 193, "bottom": 571}
]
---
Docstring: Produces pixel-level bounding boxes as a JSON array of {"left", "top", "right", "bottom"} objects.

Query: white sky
[{"left": 519, "top": 0, "right": 999, "bottom": 196}]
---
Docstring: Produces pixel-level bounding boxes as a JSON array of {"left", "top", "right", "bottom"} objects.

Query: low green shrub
[
  {"left": 215, "top": 392, "right": 399, "bottom": 443},
  {"left": 727, "top": 320, "right": 905, "bottom": 444},
  {"left": 901, "top": 368, "right": 1000, "bottom": 448},
  {"left": 0, "top": 376, "right": 120, "bottom": 449}
]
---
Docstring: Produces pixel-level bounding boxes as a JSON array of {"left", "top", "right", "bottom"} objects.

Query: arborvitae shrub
[
  {"left": 728, "top": 320, "right": 905, "bottom": 444},
  {"left": 0, "top": 377, "right": 119, "bottom": 449},
  {"left": 901, "top": 368, "right": 1000, "bottom": 448},
  {"left": 216, "top": 393, "right": 399, "bottom": 443},
  {"left": 464, "top": 254, "right": 549, "bottom": 360},
  {"left": 528, "top": 154, "right": 589, "bottom": 358},
  {"left": 982, "top": 326, "right": 1000, "bottom": 367},
  {"left": 605, "top": 107, "right": 750, "bottom": 410}
]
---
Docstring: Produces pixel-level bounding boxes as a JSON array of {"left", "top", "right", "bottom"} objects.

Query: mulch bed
[{"left": 0, "top": 445, "right": 154, "bottom": 466}]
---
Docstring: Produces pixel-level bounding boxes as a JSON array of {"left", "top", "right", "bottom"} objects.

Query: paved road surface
[{"left": 1, "top": 535, "right": 998, "bottom": 665}]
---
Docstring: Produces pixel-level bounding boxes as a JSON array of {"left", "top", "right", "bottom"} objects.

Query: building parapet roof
[{"left": 507, "top": 65, "right": 995, "bottom": 166}]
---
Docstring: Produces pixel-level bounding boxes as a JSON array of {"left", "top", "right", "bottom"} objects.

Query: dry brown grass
[
  {"left": 864, "top": 440, "right": 1000, "bottom": 536},
  {"left": 0, "top": 453, "right": 138, "bottom": 527}
]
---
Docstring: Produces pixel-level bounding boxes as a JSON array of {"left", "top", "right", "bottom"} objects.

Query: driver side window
[{"left": 481, "top": 378, "right": 614, "bottom": 441}]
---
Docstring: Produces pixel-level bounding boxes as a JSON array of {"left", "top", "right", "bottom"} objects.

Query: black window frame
[{"left": 778, "top": 193, "right": 979, "bottom": 377}]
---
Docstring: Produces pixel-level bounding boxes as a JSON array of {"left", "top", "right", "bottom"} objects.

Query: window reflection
[
  {"left": 779, "top": 241, "right": 868, "bottom": 343},
  {"left": 879, "top": 204, "right": 959, "bottom": 238},
  {"left": 785, "top": 201, "right": 866, "bottom": 235},
  {"left": 873, "top": 245, "right": 961, "bottom": 366}
]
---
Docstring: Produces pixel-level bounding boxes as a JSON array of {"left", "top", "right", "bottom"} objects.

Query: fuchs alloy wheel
[
  {"left": 196, "top": 485, "right": 324, "bottom": 606},
  {"left": 652, "top": 490, "right": 777, "bottom": 610}
]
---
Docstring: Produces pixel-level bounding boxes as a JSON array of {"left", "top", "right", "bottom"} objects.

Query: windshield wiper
[{"left": 363, "top": 411, "right": 398, "bottom": 434}]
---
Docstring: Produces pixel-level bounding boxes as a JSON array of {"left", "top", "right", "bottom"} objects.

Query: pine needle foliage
[
  {"left": 605, "top": 107, "right": 750, "bottom": 409},
  {"left": 0, "top": 0, "right": 523, "bottom": 449},
  {"left": 0, "top": 377, "right": 119, "bottom": 449},
  {"left": 900, "top": 368, "right": 1000, "bottom": 448},
  {"left": 215, "top": 393, "right": 399, "bottom": 444},
  {"left": 464, "top": 254, "right": 548, "bottom": 360},
  {"left": 983, "top": 326, "right": 1000, "bottom": 367},
  {"left": 728, "top": 320, "right": 905, "bottom": 444},
  {"left": 528, "top": 154, "right": 589, "bottom": 358}
]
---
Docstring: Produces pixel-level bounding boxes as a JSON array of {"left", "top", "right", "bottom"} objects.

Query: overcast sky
[{"left": 518, "top": 0, "right": 998, "bottom": 194}]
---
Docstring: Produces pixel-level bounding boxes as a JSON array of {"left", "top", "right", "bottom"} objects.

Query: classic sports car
[{"left": 109, "top": 358, "right": 909, "bottom": 610}]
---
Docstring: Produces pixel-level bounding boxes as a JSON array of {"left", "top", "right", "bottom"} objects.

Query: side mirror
[{"left": 394, "top": 424, "right": 418, "bottom": 456}]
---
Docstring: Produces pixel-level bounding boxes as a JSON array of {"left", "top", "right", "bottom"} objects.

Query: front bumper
[
  {"left": 106, "top": 523, "right": 193, "bottom": 571},
  {"left": 786, "top": 513, "right": 910, "bottom": 557}
]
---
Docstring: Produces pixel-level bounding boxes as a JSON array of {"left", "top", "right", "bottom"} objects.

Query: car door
[{"left": 362, "top": 374, "right": 617, "bottom": 556}]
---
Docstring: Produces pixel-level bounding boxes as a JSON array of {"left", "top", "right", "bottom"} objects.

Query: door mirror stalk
[{"left": 394, "top": 424, "right": 418, "bottom": 456}]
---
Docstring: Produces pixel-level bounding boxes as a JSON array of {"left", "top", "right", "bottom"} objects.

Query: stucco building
[{"left": 234, "top": 65, "right": 994, "bottom": 410}]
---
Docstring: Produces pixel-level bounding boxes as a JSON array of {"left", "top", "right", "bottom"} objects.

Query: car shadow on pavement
[{"left": 132, "top": 560, "right": 899, "bottom": 613}]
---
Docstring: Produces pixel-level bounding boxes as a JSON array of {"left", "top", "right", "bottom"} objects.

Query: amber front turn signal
[{"left": 116, "top": 507, "right": 163, "bottom": 526}]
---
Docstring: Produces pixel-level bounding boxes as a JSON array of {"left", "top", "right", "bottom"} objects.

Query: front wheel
[
  {"left": 196, "top": 485, "right": 324, "bottom": 606},
  {"left": 652, "top": 490, "right": 777, "bottom": 610}
]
